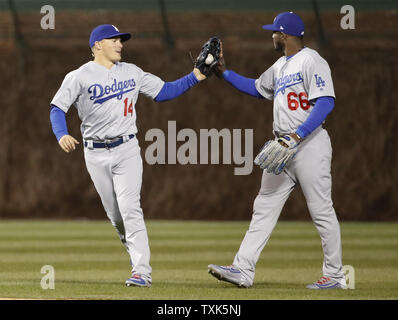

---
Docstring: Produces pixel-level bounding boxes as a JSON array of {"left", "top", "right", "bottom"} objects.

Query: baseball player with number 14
[
  {"left": 49, "top": 25, "right": 220, "bottom": 287},
  {"left": 208, "top": 12, "right": 347, "bottom": 289}
]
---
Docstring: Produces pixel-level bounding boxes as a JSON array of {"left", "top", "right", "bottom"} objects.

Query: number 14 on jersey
[{"left": 124, "top": 97, "right": 133, "bottom": 117}]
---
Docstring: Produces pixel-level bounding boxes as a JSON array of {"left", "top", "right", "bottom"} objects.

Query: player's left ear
[{"left": 94, "top": 40, "right": 103, "bottom": 51}]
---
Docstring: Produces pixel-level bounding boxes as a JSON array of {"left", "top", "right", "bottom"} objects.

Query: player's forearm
[
  {"left": 222, "top": 70, "right": 264, "bottom": 99},
  {"left": 154, "top": 72, "right": 199, "bottom": 102},
  {"left": 296, "top": 96, "right": 335, "bottom": 139},
  {"left": 50, "top": 104, "right": 69, "bottom": 141}
]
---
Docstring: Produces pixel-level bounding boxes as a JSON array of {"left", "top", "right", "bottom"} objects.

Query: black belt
[
  {"left": 84, "top": 134, "right": 135, "bottom": 149},
  {"left": 274, "top": 125, "right": 323, "bottom": 138},
  {"left": 274, "top": 131, "right": 289, "bottom": 138}
]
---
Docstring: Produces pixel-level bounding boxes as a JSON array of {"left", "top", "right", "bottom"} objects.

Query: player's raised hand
[
  {"left": 193, "top": 68, "right": 207, "bottom": 81},
  {"left": 192, "top": 37, "right": 221, "bottom": 80},
  {"left": 214, "top": 41, "right": 226, "bottom": 78},
  {"left": 58, "top": 135, "right": 80, "bottom": 153}
]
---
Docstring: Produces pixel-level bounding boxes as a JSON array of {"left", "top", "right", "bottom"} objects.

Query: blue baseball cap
[
  {"left": 262, "top": 12, "right": 305, "bottom": 37},
  {"left": 89, "top": 24, "right": 131, "bottom": 48}
]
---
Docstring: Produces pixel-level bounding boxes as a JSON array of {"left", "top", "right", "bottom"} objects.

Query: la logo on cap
[{"left": 112, "top": 25, "right": 119, "bottom": 32}]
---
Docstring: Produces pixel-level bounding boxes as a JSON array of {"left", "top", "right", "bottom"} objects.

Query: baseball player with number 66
[{"left": 208, "top": 12, "right": 347, "bottom": 289}]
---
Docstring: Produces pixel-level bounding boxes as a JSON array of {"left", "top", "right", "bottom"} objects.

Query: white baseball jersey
[
  {"left": 255, "top": 47, "right": 335, "bottom": 134},
  {"left": 51, "top": 61, "right": 164, "bottom": 141},
  {"left": 231, "top": 47, "right": 344, "bottom": 286}
]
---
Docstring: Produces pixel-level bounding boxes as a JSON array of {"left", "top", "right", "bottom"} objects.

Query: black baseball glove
[{"left": 193, "top": 37, "right": 221, "bottom": 77}]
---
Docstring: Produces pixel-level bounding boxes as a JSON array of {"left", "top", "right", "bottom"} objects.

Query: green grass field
[{"left": 0, "top": 220, "right": 397, "bottom": 300}]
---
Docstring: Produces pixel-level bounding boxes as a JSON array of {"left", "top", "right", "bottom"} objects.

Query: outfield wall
[{"left": 0, "top": 8, "right": 396, "bottom": 221}]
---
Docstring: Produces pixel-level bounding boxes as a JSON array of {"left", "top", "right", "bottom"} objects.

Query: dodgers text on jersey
[
  {"left": 88, "top": 78, "right": 136, "bottom": 104},
  {"left": 274, "top": 71, "right": 304, "bottom": 96}
]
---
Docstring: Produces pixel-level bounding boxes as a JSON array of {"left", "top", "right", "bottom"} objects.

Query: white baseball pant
[
  {"left": 233, "top": 128, "right": 344, "bottom": 285},
  {"left": 83, "top": 137, "right": 152, "bottom": 281}
]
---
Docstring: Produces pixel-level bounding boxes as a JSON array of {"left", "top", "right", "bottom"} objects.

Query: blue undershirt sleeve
[
  {"left": 50, "top": 104, "right": 69, "bottom": 141},
  {"left": 223, "top": 70, "right": 264, "bottom": 99},
  {"left": 154, "top": 72, "right": 199, "bottom": 102},
  {"left": 296, "top": 96, "right": 335, "bottom": 139}
]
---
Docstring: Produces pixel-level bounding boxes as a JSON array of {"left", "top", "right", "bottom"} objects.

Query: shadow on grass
[{"left": 150, "top": 280, "right": 306, "bottom": 290}]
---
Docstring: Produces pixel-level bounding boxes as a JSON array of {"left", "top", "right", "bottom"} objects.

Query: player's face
[
  {"left": 101, "top": 37, "right": 123, "bottom": 63},
  {"left": 272, "top": 32, "right": 285, "bottom": 52}
]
